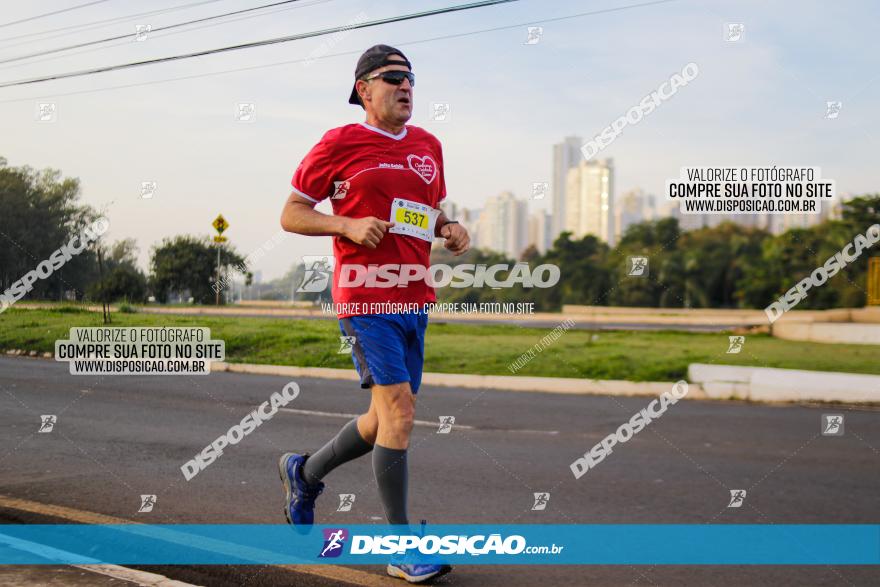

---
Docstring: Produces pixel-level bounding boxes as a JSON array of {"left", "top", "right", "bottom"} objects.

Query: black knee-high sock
[
  {"left": 302, "top": 417, "right": 373, "bottom": 485},
  {"left": 372, "top": 444, "right": 408, "bottom": 525}
]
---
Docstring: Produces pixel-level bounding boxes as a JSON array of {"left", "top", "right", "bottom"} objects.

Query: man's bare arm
[
  {"left": 280, "top": 191, "right": 351, "bottom": 237},
  {"left": 435, "top": 210, "right": 470, "bottom": 255},
  {"left": 279, "top": 191, "right": 393, "bottom": 250},
  {"left": 434, "top": 211, "right": 451, "bottom": 237}
]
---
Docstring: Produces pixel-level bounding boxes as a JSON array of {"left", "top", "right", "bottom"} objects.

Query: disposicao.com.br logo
[
  {"left": 319, "top": 529, "right": 564, "bottom": 557},
  {"left": 319, "top": 528, "right": 348, "bottom": 558}
]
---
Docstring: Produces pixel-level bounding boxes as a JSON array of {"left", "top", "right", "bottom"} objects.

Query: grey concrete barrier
[
  {"left": 688, "top": 363, "right": 880, "bottom": 403},
  {"left": 772, "top": 321, "right": 880, "bottom": 345}
]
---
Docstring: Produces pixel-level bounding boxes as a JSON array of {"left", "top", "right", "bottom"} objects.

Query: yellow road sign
[
  {"left": 868, "top": 257, "right": 880, "bottom": 306},
  {"left": 212, "top": 214, "right": 229, "bottom": 234},
  {"left": 213, "top": 235, "right": 227, "bottom": 243}
]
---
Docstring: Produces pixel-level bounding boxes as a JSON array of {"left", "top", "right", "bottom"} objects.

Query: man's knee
[
  {"left": 376, "top": 384, "right": 415, "bottom": 433},
  {"left": 385, "top": 397, "right": 415, "bottom": 433},
  {"left": 358, "top": 412, "right": 379, "bottom": 444}
]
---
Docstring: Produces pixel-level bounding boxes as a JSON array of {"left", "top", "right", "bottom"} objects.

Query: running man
[{"left": 278, "top": 44, "right": 469, "bottom": 583}]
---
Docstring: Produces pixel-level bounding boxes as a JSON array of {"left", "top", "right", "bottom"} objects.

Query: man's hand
[
  {"left": 440, "top": 222, "right": 470, "bottom": 256},
  {"left": 343, "top": 217, "right": 394, "bottom": 249}
]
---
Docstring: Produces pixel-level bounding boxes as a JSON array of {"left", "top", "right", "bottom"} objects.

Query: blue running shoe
[
  {"left": 386, "top": 560, "right": 452, "bottom": 583},
  {"left": 387, "top": 521, "right": 452, "bottom": 583},
  {"left": 278, "top": 452, "right": 324, "bottom": 527}
]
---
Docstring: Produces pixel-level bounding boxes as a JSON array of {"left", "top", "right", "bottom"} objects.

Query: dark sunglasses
[{"left": 364, "top": 70, "right": 415, "bottom": 87}]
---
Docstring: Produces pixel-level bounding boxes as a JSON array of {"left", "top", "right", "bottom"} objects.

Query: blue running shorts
[{"left": 338, "top": 311, "right": 429, "bottom": 393}]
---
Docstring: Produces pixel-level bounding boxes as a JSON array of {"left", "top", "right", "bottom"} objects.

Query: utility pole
[
  {"left": 211, "top": 214, "right": 229, "bottom": 306},
  {"left": 97, "top": 248, "right": 110, "bottom": 324},
  {"left": 215, "top": 245, "right": 221, "bottom": 305}
]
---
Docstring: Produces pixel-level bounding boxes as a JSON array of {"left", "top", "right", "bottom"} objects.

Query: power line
[
  {"left": 0, "top": 0, "right": 227, "bottom": 46},
  {"left": 0, "top": 1, "right": 114, "bottom": 30},
  {"left": 0, "top": 0, "right": 313, "bottom": 65},
  {"left": 0, "top": 0, "right": 333, "bottom": 74},
  {"left": 0, "top": 0, "right": 518, "bottom": 88},
  {"left": 0, "top": 0, "right": 677, "bottom": 103}
]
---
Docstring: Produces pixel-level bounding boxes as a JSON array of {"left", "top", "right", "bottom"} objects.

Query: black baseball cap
[{"left": 348, "top": 44, "right": 411, "bottom": 108}]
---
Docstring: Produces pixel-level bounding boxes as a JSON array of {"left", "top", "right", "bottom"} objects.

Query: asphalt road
[{"left": 0, "top": 355, "right": 877, "bottom": 586}]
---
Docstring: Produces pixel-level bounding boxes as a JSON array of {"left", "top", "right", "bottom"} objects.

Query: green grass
[{"left": 1, "top": 307, "right": 878, "bottom": 381}]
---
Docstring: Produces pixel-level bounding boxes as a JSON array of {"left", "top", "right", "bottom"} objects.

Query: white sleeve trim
[{"left": 291, "top": 185, "right": 321, "bottom": 204}]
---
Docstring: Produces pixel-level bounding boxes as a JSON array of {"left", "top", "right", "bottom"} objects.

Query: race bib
[{"left": 388, "top": 198, "right": 439, "bottom": 242}]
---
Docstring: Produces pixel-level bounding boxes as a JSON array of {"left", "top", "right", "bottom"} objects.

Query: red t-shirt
[{"left": 291, "top": 122, "right": 446, "bottom": 317}]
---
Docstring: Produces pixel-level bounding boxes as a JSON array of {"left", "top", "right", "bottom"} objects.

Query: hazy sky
[{"left": 1, "top": 0, "right": 877, "bottom": 279}]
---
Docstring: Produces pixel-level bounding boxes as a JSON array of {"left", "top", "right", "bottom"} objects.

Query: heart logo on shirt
[{"left": 407, "top": 154, "right": 437, "bottom": 184}]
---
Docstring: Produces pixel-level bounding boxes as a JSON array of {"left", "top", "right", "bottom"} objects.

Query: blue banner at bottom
[{"left": 0, "top": 524, "right": 877, "bottom": 565}]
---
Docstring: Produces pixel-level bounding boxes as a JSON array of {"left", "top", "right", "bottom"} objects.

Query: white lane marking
[
  {"left": 0, "top": 531, "right": 200, "bottom": 586},
  {"left": 73, "top": 564, "right": 200, "bottom": 586},
  {"left": 0, "top": 530, "right": 100, "bottom": 564},
  {"left": 0, "top": 494, "right": 386, "bottom": 586},
  {"left": 278, "top": 408, "right": 559, "bottom": 434},
  {"left": 279, "top": 407, "right": 475, "bottom": 429}
]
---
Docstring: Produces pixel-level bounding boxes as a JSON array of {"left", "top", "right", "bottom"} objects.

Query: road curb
[
  {"left": 689, "top": 363, "right": 880, "bottom": 404},
  {"left": 5, "top": 351, "right": 874, "bottom": 404},
  {"left": 215, "top": 362, "right": 879, "bottom": 404},
  {"left": 211, "top": 361, "right": 708, "bottom": 399},
  {"left": 0, "top": 495, "right": 384, "bottom": 587}
]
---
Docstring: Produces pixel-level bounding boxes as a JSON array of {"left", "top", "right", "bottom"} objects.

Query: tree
[
  {"left": 150, "top": 236, "right": 249, "bottom": 304},
  {"left": 0, "top": 157, "right": 103, "bottom": 301},
  {"left": 519, "top": 244, "right": 540, "bottom": 263},
  {"left": 739, "top": 222, "right": 866, "bottom": 309},
  {"left": 840, "top": 194, "right": 880, "bottom": 230},
  {"left": 678, "top": 222, "right": 768, "bottom": 308},
  {"left": 87, "top": 239, "right": 148, "bottom": 303},
  {"left": 107, "top": 238, "right": 139, "bottom": 266},
  {"left": 431, "top": 246, "right": 521, "bottom": 306},
  {"left": 540, "top": 232, "right": 612, "bottom": 309},
  {"left": 89, "top": 264, "right": 148, "bottom": 303},
  {"left": 610, "top": 218, "right": 681, "bottom": 307}
]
